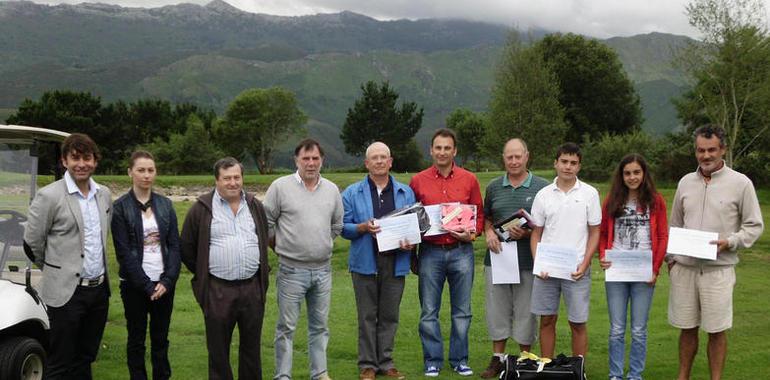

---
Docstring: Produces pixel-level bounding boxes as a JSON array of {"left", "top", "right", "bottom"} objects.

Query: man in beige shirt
[{"left": 667, "top": 124, "right": 764, "bottom": 380}]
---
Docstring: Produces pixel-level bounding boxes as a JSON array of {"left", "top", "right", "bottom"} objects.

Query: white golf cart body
[{"left": 0, "top": 124, "right": 69, "bottom": 380}]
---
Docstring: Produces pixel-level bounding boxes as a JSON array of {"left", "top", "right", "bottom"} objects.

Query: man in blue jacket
[{"left": 341, "top": 142, "right": 415, "bottom": 380}]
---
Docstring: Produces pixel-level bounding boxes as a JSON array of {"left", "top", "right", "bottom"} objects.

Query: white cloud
[{"left": 29, "top": 0, "right": 770, "bottom": 38}]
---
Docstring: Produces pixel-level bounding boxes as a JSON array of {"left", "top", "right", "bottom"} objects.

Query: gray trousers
[{"left": 351, "top": 253, "right": 406, "bottom": 371}]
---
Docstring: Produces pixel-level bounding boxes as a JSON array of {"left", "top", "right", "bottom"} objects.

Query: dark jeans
[
  {"left": 46, "top": 282, "right": 109, "bottom": 380},
  {"left": 204, "top": 275, "right": 265, "bottom": 380},
  {"left": 351, "top": 253, "right": 405, "bottom": 371},
  {"left": 120, "top": 282, "right": 175, "bottom": 380}
]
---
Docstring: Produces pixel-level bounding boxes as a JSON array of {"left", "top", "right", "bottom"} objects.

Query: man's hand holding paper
[
  {"left": 375, "top": 213, "right": 422, "bottom": 252},
  {"left": 532, "top": 243, "right": 580, "bottom": 281},
  {"left": 667, "top": 227, "right": 719, "bottom": 260}
]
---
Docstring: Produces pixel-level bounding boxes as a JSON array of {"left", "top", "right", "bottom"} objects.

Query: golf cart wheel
[{"left": 0, "top": 336, "right": 45, "bottom": 380}]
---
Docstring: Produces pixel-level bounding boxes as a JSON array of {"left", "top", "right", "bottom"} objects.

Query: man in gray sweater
[
  {"left": 667, "top": 125, "right": 764, "bottom": 380},
  {"left": 264, "top": 138, "right": 344, "bottom": 380}
]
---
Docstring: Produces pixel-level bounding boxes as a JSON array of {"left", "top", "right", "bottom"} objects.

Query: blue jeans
[
  {"left": 605, "top": 281, "right": 655, "bottom": 380},
  {"left": 418, "top": 243, "right": 474, "bottom": 370},
  {"left": 274, "top": 264, "right": 332, "bottom": 380}
]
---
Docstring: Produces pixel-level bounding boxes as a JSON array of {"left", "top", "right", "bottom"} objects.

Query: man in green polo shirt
[{"left": 480, "top": 138, "right": 549, "bottom": 378}]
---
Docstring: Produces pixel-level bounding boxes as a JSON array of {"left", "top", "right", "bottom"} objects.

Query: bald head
[
  {"left": 365, "top": 141, "right": 391, "bottom": 159},
  {"left": 364, "top": 141, "right": 393, "bottom": 178},
  {"left": 502, "top": 138, "right": 529, "bottom": 178},
  {"left": 503, "top": 138, "right": 528, "bottom": 154}
]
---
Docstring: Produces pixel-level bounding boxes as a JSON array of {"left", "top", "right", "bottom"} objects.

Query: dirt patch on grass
[{"left": 106, "top": 184, "right": 266, "bottom": 202}]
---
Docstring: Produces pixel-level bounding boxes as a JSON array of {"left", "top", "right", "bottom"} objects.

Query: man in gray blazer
[{"left": 24, "top": 133, "right": 112, "bottom": 380}]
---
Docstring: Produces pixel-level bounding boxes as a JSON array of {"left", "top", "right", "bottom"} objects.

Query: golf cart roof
[{"left": 0, "top": 124, "right": 70, "bottom": 142}]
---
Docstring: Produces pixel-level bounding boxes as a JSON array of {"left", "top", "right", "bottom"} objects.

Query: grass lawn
[{"left": 91, "top": 172, "right": 770, "bottom": 379}]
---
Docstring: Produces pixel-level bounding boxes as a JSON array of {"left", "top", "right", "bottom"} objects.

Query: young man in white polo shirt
[{"left": 529, "top": 142, "right": 601, "bottom": 358}]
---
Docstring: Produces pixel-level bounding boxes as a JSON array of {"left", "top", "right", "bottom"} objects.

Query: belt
[
  {"left": 210, "top": 273, "right": 258, "bottom": 284},
  {"left": 423, "top": 241, "right": 465, "bottom": 250},
  {"left": 78, "top": 274, "right": 105, "bottom": 287}
]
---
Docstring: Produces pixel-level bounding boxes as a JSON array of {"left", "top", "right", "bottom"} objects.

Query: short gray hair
[{"left": 693, "top": 124, "right": 726, "bottom": 148}]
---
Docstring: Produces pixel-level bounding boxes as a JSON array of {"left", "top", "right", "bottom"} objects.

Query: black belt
[
  {"left": 78, "top": 274, "right": 105, "bottom": 287},
  {"left": 210, "top": 273, "right": 258, "bottom": 284},
  {"left": 423, "top": 241, "right": 466, "bottom": 250}
]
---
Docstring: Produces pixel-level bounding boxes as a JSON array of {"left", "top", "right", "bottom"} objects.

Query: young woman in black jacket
[{"left": 112, "top": 151, "right": 181, "bottom": 380}]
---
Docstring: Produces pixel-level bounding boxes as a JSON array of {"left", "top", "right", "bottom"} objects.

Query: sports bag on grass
[{"left": 500, "top": 352, "right": 586, "bottom": 380}]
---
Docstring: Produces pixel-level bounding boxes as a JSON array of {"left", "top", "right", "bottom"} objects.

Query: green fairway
[{"left": 91, "top": 173, "right": 769, "bottom": 379}]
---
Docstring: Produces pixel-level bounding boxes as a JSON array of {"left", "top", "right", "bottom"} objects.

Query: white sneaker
[
  {"left": 453, "top": 364, "right": 473, "bottom": 376},
  {"left": 424, "top": 366, "right": 440, "bottom": 377}
]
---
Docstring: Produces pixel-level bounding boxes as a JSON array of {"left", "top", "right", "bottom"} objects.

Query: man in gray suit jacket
[{"left": 24, "top": 133, "right": 112, "bottom": 380}]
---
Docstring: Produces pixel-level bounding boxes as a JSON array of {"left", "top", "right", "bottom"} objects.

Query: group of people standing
[{"left": 21, "top": 123, "right": 762, "bottom": 380}]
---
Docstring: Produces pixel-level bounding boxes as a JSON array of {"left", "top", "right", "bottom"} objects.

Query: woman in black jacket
[{"left": 112, "top": 150, "right": 181, "bottom": 380}]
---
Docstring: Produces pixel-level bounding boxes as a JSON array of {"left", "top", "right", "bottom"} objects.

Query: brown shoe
[
  {"left": 381, "top": 368, "right": 405, "bottom": 379},
  {"left": 359, "top": 368, "right": 376, "bottom": 380},
  {"left": 479, "top": 356, "right": 504, "bottom": 379}
]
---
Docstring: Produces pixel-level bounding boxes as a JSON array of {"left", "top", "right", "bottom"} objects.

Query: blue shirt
[
  {"left": 208, "top": 190, "right": 260, "bottom": 280},
  {"left": 63, "top": 171, "right": 104, "bottom": 279},
  {"left": 341, "top": 175, "right": 415, "bottom": 276}
]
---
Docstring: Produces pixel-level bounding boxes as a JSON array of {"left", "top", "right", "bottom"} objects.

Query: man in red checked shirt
[{"left": 409, "top": 128, "right": 484, "bottom": 378}]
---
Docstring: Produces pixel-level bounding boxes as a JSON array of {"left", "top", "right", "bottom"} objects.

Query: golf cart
[{"left": 0, "top": 124, "right": 69, "bottom": 380}]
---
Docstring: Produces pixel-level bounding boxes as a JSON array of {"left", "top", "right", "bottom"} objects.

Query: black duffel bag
[{"left": 500, "top": 352, "right": 586, "bottom": 380}]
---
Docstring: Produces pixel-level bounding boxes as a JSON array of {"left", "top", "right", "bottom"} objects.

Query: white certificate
[
  {"left": 667, "top": 227, "right": 718, "bottom": 260},
  {"left": 423, "top": 204, "right": 453, "bottom": 236},
  {"left": 490, "top": 241, "right": 521, "bottom": 284},
  {"left": 375, "top": 213, "right": 422, "bottom": 252},
  {"left": 605, "top": 249, "right": 653, "bottom": 282},
  {"left": 532, "top": 243, "right": 579, "bottom": 281}
]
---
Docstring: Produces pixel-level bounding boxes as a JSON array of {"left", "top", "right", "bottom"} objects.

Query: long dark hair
[{"left": 606, "top": 154, "right": 658, "bottom": 217}]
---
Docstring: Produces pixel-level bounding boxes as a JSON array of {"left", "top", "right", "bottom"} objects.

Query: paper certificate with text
[
  {"left": 667, "top": 227, "right": 718, "bottom": 260},
  {"left": 490, "top": 241, "right": 520, "bottom": 284},
  {"left": 375, "top": 213, "right": 422, "bottom": 252},
  {"left": 532, "top": 243, "right": 580, "bottom": 281},
  {"left": 604, "top": 249, "right": 653, "bottom": 282}
]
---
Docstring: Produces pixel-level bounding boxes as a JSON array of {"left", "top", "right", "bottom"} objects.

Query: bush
[
  {"left": 146, "top": 115, "right": 224, "bottom": 175},
  {"left": 580, "top": 131, "right": 662, "bottom": 181},
  {"left": 654, "top": 131, "right": 697, "bottom": 184},
  {"left": 735, "top": 150, "right": 770, "bottom": 186}
]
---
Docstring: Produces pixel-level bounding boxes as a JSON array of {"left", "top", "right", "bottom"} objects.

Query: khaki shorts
[
  {"left": 668, "top": 264, "right": 735, "bottom": 333},
  {"left": 484, "top": 267, "right": 538, "bottom": 345}
]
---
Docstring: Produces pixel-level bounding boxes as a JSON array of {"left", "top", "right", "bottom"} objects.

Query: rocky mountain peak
[{"left": 205, "top": 0, "right": 242, "bottom": 14}]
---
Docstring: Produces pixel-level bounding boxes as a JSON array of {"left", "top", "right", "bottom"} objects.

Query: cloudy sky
[{"left": 31, "top": 0, "right": 770, "bottom": 38}]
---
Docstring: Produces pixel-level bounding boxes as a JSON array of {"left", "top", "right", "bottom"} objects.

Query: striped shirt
[
  {"left": 208, "top": 190, "right": 260, "bottom": 280},
  {"left": 483, "top": 172, "right": 549, "bottom": 269}
]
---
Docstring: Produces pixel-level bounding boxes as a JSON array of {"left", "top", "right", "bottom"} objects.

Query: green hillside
[{"left": 0, "top": 1, "right": 693, "bottom": 165}]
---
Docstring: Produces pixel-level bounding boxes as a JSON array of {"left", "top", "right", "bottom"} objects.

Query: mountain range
[{"left": 0, "top": 0, "right": 691, "bottom": 166}]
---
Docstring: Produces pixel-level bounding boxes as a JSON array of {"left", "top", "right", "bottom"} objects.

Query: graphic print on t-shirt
[{"left": 613, "top": 200, "right": 651, "bottom": 250}]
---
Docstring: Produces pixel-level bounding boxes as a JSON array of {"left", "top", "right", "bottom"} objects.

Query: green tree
[
  {"left": 340, "top": 81, "right": 424, "bottom": 172},
  {"left": 217, "top": 87, "right": 307, "bottom": 174},
  {"left": 535, "top": 33, "right": 643, "bottom": 143},
  {"left": 676, "top": 0, "right": 770, "bottom": 169},
  {"left": 146, "top": 115, "right": 223, "bottom": 175},
  {"left": 580, "top": 131, "right": 662, "bottom": 180},
  {"left": 446, "top": 108, "right": 487, "bottom": 171},
  {"left": 7, "top": 90, "right": 217, "bottom": 173},
  {"left": 487, "top": 33, "right": 568, "bottom": 167},
  {"left": 6, "top": 90, "right": 119, "bottom": 171}
]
